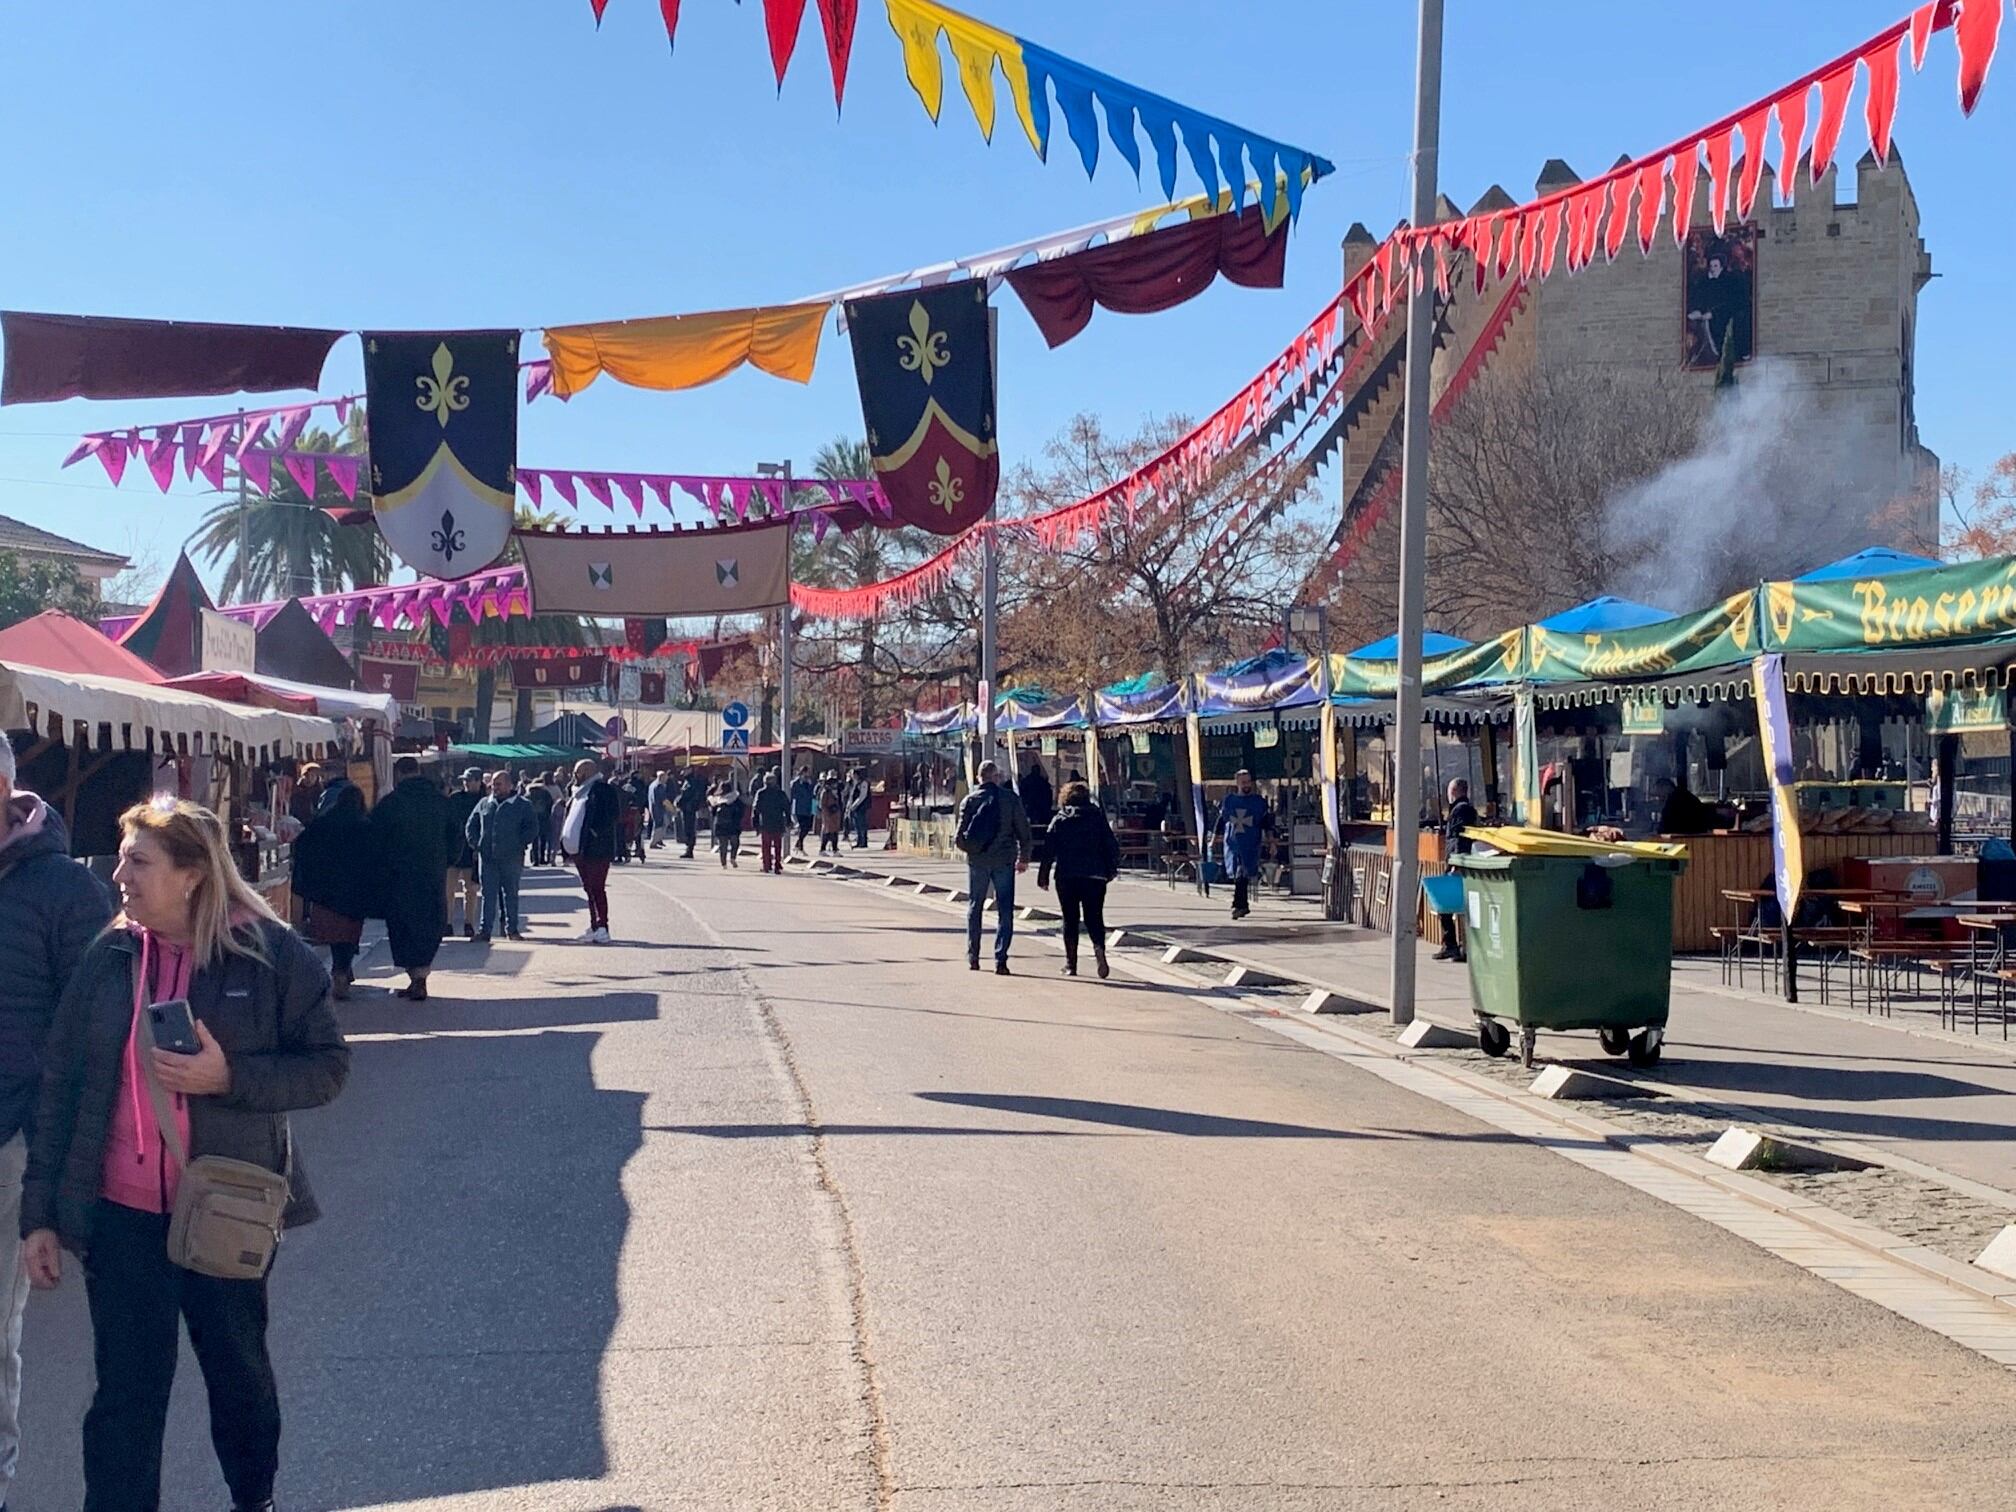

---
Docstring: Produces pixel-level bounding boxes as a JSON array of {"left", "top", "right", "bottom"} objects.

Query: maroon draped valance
[
  {"left": 1, "top": 311, "right": 344, "bottom": 406},
  {"left": 1004, "top": 206, "right": 1290, "bottom": 349}
]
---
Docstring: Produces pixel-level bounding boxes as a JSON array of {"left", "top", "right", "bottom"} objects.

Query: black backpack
[{"left": 955, "top": 788, "right": 1001, "bottom": 856}]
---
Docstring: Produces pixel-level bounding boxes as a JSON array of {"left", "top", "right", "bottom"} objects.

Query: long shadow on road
[{"left": 17, "top": 1015, "right": 647, "bottom": 1512}]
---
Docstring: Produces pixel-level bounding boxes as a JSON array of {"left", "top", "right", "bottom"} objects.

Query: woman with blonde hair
[{"left": 21, "top": 796, "right": 349, "bottom": 1512}]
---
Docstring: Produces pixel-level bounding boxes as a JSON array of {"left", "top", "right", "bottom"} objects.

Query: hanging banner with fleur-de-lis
[
  {"left": 364, "top": 330, "right": 520, "bottom": 580},
  {"left": 843, "top": 281, "right": 997, "bottom": 537}
]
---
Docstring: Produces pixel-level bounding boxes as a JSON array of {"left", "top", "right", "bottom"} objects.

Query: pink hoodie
[{"left": 100, "top": 928, "right": 193, "bottom": 1213}]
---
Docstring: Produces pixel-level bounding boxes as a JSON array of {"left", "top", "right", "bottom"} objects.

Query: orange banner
[{"left": 541, "top": 303, "right": 827, "bottom": 397}]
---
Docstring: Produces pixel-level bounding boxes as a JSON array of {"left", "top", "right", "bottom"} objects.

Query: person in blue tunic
[{"left": 1215, "top": 769, "right": 1273, "bottom": 920}]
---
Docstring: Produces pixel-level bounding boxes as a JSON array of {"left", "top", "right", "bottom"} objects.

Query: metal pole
[
  {"left": 778, "top": 460, "right": 794, "bottom": 790},
  {"left": 979, "top": 308, "right": 1000, "bottom": 770},
  {"left": 1388, "top": 0, "right": 1444, "bottom": 1028},
  {"left": 234, "top": 409, "right": 250, "bottom": 604}
]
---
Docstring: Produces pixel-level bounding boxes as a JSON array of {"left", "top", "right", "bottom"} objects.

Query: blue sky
[{"left": 0, "top": 0, "right": 2007, "bottom": 591}]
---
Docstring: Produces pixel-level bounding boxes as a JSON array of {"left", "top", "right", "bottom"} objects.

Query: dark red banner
[
  {"left": 510, "top": 656, "right": 608, "bottom": 691},
  {"left": 357, "top": 658, "right": 420, "bottom": 702}
]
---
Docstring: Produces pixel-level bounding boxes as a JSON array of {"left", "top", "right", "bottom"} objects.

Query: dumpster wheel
[
  {"left": 1626, "top": 1027, "right": 1664, "bottom": 1068},
  {"left": 1598, "top": 1027, "right": 1632, "bottom": 1057},
  {"left": 1476, "top": 1018, "right": 1510, "bottom": 1058}
]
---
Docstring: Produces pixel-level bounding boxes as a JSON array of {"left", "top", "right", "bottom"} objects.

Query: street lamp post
[
  {"left": 1388, "top": 0, "right": 1445, "bottom": 1028},
  {"left": 757, "top": 460, "right": 794, "bottom": 785}
]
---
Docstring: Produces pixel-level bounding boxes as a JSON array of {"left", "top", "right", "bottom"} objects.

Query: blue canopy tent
[
  {"left": 1346, "top": 629, "right": 1470, "bottom": 661},
  {"left": 1794, "top": 546, "right": 1941, "bottom": 582},
  {"left": 1533, "top": 596, "right": 1672, "bottom": 634}
]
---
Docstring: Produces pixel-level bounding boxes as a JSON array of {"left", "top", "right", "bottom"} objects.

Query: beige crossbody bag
[{"left": 136, "top": 1008, "right": 292, "bottom": 1281}]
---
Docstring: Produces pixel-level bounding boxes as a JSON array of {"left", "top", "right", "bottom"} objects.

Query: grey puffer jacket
[
  {"left": 23, "top": 917, "right": 350, "bottom": 1254},
  {"left": 0, "top": 796, "right": 113, "bottom": 1146}
]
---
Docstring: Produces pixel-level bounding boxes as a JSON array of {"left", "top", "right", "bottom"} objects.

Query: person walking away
[
  {"left": 443, "top": 767, "right": 484, "bottom": 938},
  {"left": 561, "top": 759, "right": 620, "bottom": 942},
  {"left": 1039, "top": 780, "right": 1121, "bottom": 978},
  {"left": 616, "top": 769, "right": 649, "bottom": 865},
  {"left": 711, "top": 782, "right": 747, "bottom": 868},
  {"left": 546, "top": 770, "right": 571, "bottom": 867},
  {"left": 525, "top": 772, "right": 555, "bottom": 867},
  {"left": 1433, "top": 778, "right": 1480, "bottom": 963},
  {"left": 790, "top": 766, "right": 817, "bottom": 853},
  {"left": 285, "top": 763, "right": 324, "bottom": 830},
  {"left": 676, "top": 767, "right": 708, "bottom": 859},
  {"left": 647, "top": 769, "right": 674, "bottom": 851},
  {"left": 817, "top": 772, "right": 845, "bottom": 855},
  {"left": 753, "top": 771, "right": 792, "bottom": 874},
  {"left": 291, "top": 783, "right": 375, "bottom": 999},
  {"left": 0, "top": 732, "right": 113, "bottom": 1503},
  {"left": 22, "top": 796, "right": 349, "bottom": 1512},
  {"left": 467, "top": 771, "right": 539, "bottom": 941},
  {"left": 954, "top": 761, "right": 1035, "bottom": 974},
  {"left": 845, "top": 767, "right": 873, "bottom": 849},
  {"left": 371, "top": 756, "right": 454, "bottom": 1001},
  {"left": 1216, "top": 769, "right": 1272, "bottom": 921}
]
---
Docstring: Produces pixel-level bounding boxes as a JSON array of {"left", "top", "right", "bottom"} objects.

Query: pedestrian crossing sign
[{"left": 720, "top": 727, "right": 750, "bottom": 752}]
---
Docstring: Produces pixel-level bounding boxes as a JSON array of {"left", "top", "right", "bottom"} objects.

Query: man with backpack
[{"left": 953, "top": 761, "right": 1035, "bottom": 975}]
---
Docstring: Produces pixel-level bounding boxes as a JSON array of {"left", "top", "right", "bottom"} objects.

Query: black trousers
[
  {"left": 329, "top": 941, "right": 357, "bottom": 975},
  {"left": 1056, "top": 876, "right": 1109, "bottom": 964},
  {"left": 1231, "top": 876, "right": 1251, "bottom": 915},
  {"left": 82, "top": 1200, "right": 280, "bottom": 1512}
]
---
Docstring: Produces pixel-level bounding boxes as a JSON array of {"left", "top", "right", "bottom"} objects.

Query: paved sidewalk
[{"left": 831, "top": 847, "right": 2016, "bottom": 1200}]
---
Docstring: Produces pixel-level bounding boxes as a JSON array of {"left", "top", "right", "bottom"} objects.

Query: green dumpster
[{"left": 1450, "top": 850, "right": 1686, "bottom": 1067}]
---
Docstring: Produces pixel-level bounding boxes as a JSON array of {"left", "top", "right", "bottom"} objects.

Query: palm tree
[
  {"left": 792, "top": 437, "right": 935, "bottom": 728},
  {"left": 188, "top": 413, "right": 383, "bottom": 601}
]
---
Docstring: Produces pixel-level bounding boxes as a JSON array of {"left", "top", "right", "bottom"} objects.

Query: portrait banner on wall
[{"left": 1682, "top": 224, "right": 1757, "bottom": 372}]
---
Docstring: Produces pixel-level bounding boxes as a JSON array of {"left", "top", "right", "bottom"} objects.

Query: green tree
[
  {"left": 0, "top": 550, "right": 96, "bottom": 631},
  {"left": 189, "top": 413, "right": 384, "bottom": 602}
]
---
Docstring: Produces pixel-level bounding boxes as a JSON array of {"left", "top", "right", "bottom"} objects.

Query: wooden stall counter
[{"left": 1670, "top": 826, "right": 1937, "bottom": 954}]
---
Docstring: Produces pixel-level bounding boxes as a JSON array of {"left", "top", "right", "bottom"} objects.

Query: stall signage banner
[
  {"left": 842, "top": 728, "right": 906, "bottom": 755},
  {"left": 1194, "top": 654, "right": 1321, "bottom": 716},
  {"left": 1527, "top": 593, "right": 1756, "bottom": 687},
  {"left": 1620, "top": 697, "right": 1666, "bottom": 736},
  {"left": 1096, "top": 681, "right": 1188, "bottom": 726},
  {"left": 1753, "top": 654, "right": 1807, "bottom": 923},
  {"left": 1765, "top": 556, "right": 2016, "bottom": 655},
  {"left": 1129, "top": 730, "right": 1151, "bottom": 754},
  {"left": 1925, "top": 684, "right": 2009, "bottom": 733},
  {"left": 198, "top": 608, "right": 256, "bottom": 674},
  {"left": 1251, "top": 726, "right": 1281, "bottom": 749},
  {"left": 1040, "top": 734, "right": 1058, "bottom": 756},
  {"left": 1332, "top": 630, "right": 1524, "bottom": 699}
]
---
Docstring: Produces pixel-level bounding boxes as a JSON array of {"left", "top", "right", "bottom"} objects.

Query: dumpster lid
[{"left": 1460, "top": 827, "right": 1689, "bottom": 863}]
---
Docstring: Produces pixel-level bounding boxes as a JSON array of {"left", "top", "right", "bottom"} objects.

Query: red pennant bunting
[
  {"left": 1471, "top": 221, "right": 1489, "bottom": 294},
  {"left": 1538, "top": 202, "right": 1563, "bottom": 277},
  {"left": 660, "top": 0, "right": 681, "bottom": 48},
  {"left": 1864, "top": 35, "right": 1902, "bottom": 164},
  {"left": 1519, "top": 213, "right": 1541, "bottom": 279},
  {"left": 1374, "top": 242, "right": 1395, "bottom": 316},
  {"left": 1495, "top": 215, "right": 1517, "bottom": 281},
  {"left": 815, "top": 0, "right": 859, "bottom": 108},
  {"left": 1955, "top": 0, "right": 2003, "bottom": 115},
  {"left": 1432, "top": 239, "right": 1451, "bottom": 299},
  {"left": 589, "top": 0, "right": 609, "bottom": 22},
  {"left": 1910, "top": 2, "right": 1938, "bottom": 68},
  {"left": 1703, "top": 128, "right": 1734, "bottom": 233},
  {"left": 1572, "top": 186, "right": 1606, "bottom": 270},
  {"left": 1810, "top": 64, "right": 1855, "bottom": 183},
  {"left": 1672, "top": 145, "right": 1699, "bottom": 245},
  {"left": 1735, "top": 106, "right": 1772, "bottom": 218},
  {"left": 1635, "top": 161, "right": 1665, "bottom": 252},
  {"left": 1774, "top": 84, "right": 1809, "bottom": 204},
  {"left": 1604, "top": 176, "right": 1633, "bottom": 262},
  {"left": 763, "top": 0, "right": 810, "bottom": 88}
]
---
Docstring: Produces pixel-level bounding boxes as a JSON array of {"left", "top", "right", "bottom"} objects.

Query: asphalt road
[{"left": 15, "top": 855, "right": 2016, "bottom": 1510}]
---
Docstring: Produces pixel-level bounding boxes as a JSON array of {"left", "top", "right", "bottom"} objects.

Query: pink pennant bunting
[
  {"left": 236, "top": 415, "right": 270, "bottom": 460},
  {"left": 756, "top": 479, "right": 786, "bottom": 515},
  {"left": 730, "top": 483, "right": 751, "bottom": 522},
  {"left": 551, "top": 472, "right": 580, "bottom": 508},
  {"left": 145, "top": 431, "right": 180, "bottom": 493},
  {"left": 1810, "top": 64, "right": 1856, "bottom": 183},
  {"left": 520, "top": 468, "right": 544, "bottom": 507},
  {"left": 272, "top": 406, "right": 311, "bottom": 455},
  {"left": 1956, "top": 0, "right": 2004, "bottom": 115},
  {"left": 325, "top": 455, "right": 361, "bottom": 501},
  {"left": 97, "top": 438, "right": 130, "bottom": 488},
  {"left": 283, "top": 453, "right": 319, "bottom": 498},
  {"left": 614, "top": 474, "right": 647, "bottom": 516},
  {"left": 196, "top": 448, "right": 228, "bottom": 491},
  {"left": 647, "top": 477, "right": 674, "bottom": 512},
  {"left": 334, "top": 397, "right": 353, "bottom": 426},
  {"left": 63, "top": 435, "right": 104, "bottom": 470},
  {"left": 242, "top": 450, "right": 273, "bottom": 493},
  {"left": 581, "top": 473, "right": 615, "bottom": 510},
  {"left": 1865, "top": 35, "right": 1902, "bottom": 165},
  {"left": 812, "top": 513, "right": 832, "bottom": 545},
  {"left": 180, "top": 425, "right": 205, "bottom": 481}
]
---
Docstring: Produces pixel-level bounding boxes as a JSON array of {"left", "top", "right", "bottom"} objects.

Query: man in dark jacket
[
  {"left": 0, "top": 731, "right": 111, "bottom": 1501},
  {"left": 753, "top": 770, "right": 793, "bottom": 874},
  {"left": 954, "top": 761, "right": 1036, "bottom": 975},
  {"left": 563, "top": 758, "right": 621, "bottom": 942},
  {"left": 1434, "top": 778, "right": 1481, "bottom": 962},
  {"left": 790, "top": 766, "right": 817, "bottom": 853},
  {"left": 845, "top": 767, "right": 873, "bottom": 849},
  {"left": 525, "top": 773, "right": 555, "bottom": 866},
  {"left": 676, "top": 768, "right": 708, "bottom": 859},
  {"left": 443, "top": 767, "right": 485, "bottom": 938},
  {"left": 373, "top": 756, "right": 455, "bottom": 1001},
  {"left": 467, "top": 771, "right": 540, "bottom": 941}
]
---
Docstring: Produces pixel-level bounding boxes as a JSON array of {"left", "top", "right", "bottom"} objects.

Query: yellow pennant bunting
[{"left": 885, "top": 0, "right": 1041, "bottom": 154}]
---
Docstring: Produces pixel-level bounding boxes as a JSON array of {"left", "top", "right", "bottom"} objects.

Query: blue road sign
[
  {"left": 720, "top": 727, "right": 751, "bottom": 752},
  {"left": 722, "top": 701, "right": 752, "bottom": 730}
]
